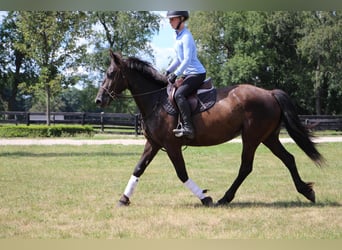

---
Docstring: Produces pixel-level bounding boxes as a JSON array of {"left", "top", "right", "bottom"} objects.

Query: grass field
[{"left": 0, "top": 141, "right": 341, "bottom": 239}]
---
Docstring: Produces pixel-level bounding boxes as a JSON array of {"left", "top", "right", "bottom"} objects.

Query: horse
[{"left": 95, "top": 50, "right": 323, "bottom": 207}]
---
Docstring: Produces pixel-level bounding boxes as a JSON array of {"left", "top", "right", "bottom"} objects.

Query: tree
[
  {"left": 189, "top": 11, "right": 269, "bottom": 87},
  {"left": 263, "top": 11, "right": 313, "bottom": 112},
  {"left": 86, "top": 11, "right": 161, "bottom": 113},
  {"left": 0, "top": 11, "right": 37, "bottom": 111},
  {"left": 91, "top": 11, "right": 160, "bottom": 62},
  {"left": 189, "top": 11, "right": 342, "bottom": 114},
  {"left": 15, "top": 11, "right": 89, "bottom": 124},
  {"left": 297, "top": 11, "right": 342, "bottom": 114}
]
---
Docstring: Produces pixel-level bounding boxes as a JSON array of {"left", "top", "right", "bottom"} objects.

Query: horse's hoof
[
  {"left": 305, "top": 189, "right": 316, "bottom": 203},
  {"left": 299, "top": 182, "right": 316, "bottom": 203},
  {"left": 216, "top": 199, "right": 226, "bottom": 206},
  {"left": 117, "top": 195, "right": 130, "bottom": 207},
  {"left": 201, "top": 196, "right": 214, "bottom": 207}
]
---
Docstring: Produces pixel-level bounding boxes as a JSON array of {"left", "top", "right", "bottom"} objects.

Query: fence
[
  {"left": 0, "top": 111, "right": 341, "bottom": 134},
  {"left": 0, "top": 111, "right": 142, "bottom": 135},
  {"left": 299, "top": 115, "right": 342, "bottom": 131}
]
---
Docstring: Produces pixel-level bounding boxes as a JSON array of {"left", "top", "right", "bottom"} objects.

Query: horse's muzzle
[{"left": 95, "top": 96, "right": 102, "bottom": 105}]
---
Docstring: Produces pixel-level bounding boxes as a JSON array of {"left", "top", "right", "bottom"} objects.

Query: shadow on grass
[
  {"left": 191, "top": 200, "right": 341, "bottom": 209},
  {"left": 0, "top": 151, "right": 140, "bottom": 158}
]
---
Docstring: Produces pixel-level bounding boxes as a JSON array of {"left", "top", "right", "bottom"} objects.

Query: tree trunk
[
  {"left": 46, "top": 84, "right": 51, "bottom": 126},
  {"left": 314, "top": 58, "right": 322, "bottom": 115},
  {"left": 8, "top": 50, "right": 24, "bottom": 113}
]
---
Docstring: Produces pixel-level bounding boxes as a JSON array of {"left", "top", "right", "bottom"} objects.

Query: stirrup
[
  {"left": 173, "top": 122, "right": 183, "bottom": 137},
  {"left": 173, "top": 123, "right": 194, "bottom": 139}
]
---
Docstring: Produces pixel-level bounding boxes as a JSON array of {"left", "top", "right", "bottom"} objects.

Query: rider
[{"left": 166, "top": 11, "right": 206, "bottom": 139}]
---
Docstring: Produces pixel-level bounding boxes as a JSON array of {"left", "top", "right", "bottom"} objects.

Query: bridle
[
  {"left": 100, "top": 86, "right": 121, "bottom": 100},
  {"left": 101, "top": 68, "right": 168, "bottom": 100}
]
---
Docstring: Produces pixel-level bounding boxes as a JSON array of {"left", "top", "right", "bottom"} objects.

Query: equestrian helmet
[{"left": 166, "top": 11, "right": 189, "bottom": 21}]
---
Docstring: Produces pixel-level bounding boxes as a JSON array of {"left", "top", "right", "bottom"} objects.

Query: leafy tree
[
  {"left": 14, "top": 11, "right": 89, "bottom": 124},
  {"left": 0, "top": 11, "right": 37, "bottom": 112},
  {"left": 263, "top": 11, "right": 313, "bottom": 112},
  {"left": 189, "top": 11, "right": 269, "bottom": 87},
  {"left": 189, "top": 11, "right": 342, "bottom": 114},
  {"left": 86, "top": 11, "right": 161, "bottom": 113},
  {"left": 297, "top": 11, "right": 342, "bottom": 114}
]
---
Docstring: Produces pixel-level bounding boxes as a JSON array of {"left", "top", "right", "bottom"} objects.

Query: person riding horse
[{"left": 165, "top": 11, "right": 206, "bottom": 139}]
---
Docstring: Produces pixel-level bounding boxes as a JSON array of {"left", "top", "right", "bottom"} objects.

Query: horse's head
[{"left": 95, "top": 50, "right": 128, "bottom": 107}]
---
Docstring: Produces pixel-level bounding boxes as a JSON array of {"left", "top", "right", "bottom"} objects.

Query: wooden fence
[
  {"left": 0, "top": 111, "right": 142, "bottom": 135},
  {"left": 0, "top": 111, "right": 341, "bottom": 134},
  {"left": 299, "top": 115, "right": 342, "bottom": 131}
]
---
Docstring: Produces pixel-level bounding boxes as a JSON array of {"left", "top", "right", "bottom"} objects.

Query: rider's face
[{"left": 169, "top": 17, "right": 181, "bottom": 29}]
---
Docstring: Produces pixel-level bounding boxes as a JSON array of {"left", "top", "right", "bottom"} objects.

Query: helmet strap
[{"left": 176, "top": 17, "right": 184, "bottom": 31}]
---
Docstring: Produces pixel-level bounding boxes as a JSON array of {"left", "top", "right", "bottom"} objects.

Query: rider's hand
[{"left": 168, "top": 73, "right": 177, "bottom": 84}]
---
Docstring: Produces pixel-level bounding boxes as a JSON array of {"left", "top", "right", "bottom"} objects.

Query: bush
[{"left": 0, "top": 124, "right": 94, "bottom": 138}]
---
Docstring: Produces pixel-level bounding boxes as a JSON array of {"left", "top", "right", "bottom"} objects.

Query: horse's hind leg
[
  {"left": 263, "top": 135, "right": 315, "bottom": 203},
  {"left": 217, "top": 143, "right": 257, "bottom": 205}
]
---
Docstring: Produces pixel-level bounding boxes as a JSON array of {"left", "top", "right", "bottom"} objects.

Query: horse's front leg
[
  {"left": 166, "top": 146, "right": 213, "bottom": 207},
  {"left": 118, "top": 140, "right": 161, "bottom": 206}
]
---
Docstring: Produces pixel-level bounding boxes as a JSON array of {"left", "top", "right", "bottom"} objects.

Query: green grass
[{"left": 0, "top": 142, "right": 341, "bottom": 239}]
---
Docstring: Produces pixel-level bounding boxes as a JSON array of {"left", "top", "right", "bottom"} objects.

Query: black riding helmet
[
  {"left": 166, "top": 11, "right": 189, "bottom": 30},
  {"left": 166, "top": 11, "right": 189, "bottom": 21}
]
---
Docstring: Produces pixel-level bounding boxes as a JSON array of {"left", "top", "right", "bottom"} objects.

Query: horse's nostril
[{"left": 95, "top": 98, "right": 102, "bottom": 105}]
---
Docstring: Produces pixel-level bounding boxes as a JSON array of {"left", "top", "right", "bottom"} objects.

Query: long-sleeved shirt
[{"left": 166, "top": 27, "right": 206, "bottom": 76}]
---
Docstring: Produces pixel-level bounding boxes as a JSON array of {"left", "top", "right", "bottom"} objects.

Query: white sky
[
  {"left": 150, "top": 11, "right": 175, "bottom": 70},
  {"left": 151, "top": 13, "right": 175, "bottom": 70}
]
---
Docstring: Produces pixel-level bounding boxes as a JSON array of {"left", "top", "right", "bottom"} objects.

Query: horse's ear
[{"left": 109, "top": 50, "right": 122, "bottom": 66}]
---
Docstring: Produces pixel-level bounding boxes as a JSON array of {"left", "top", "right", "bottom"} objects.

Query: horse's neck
[{"left": 128, "top": 79, "right": 164, "bottom": 119}]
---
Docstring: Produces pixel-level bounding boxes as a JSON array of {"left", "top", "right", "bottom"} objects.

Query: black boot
[{"left": 173, "top": 96, "right": 194, "bottom": 139}]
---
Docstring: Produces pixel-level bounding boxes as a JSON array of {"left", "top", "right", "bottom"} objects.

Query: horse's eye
[{"left": 107, "top": 71, "right": 114, "bottom": 78}]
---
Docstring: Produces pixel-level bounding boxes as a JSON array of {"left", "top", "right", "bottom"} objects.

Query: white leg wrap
[
  {"left": 184, "top": 179, "right": 206, "bottom": 200},
  {"left": 123, "top": 175, "right": 139, "bottom": 198}
]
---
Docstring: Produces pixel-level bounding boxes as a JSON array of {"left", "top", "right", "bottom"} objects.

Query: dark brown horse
[{"left": 95, "top": 50, "right": 323, "bottom": 207}]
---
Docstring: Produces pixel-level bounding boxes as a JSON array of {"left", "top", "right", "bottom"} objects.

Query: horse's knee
[{"left": 239, "top": 164, "right": 253, "bottom": 177}]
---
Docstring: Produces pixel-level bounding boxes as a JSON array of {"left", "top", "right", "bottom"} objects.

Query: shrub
[{"left": 0, "top": 124, "right": 94, "bottom": 138}]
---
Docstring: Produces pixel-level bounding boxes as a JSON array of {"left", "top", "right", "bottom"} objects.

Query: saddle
[{"left": 162, "top": 78, "right": 217, "bottom": 116}]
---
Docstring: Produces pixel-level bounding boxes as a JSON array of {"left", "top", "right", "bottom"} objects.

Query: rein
[{"left": 101, "top": 85, "right": 167, "bottom": 100}]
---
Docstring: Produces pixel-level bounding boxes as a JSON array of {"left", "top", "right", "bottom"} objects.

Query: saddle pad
[{"left": 161, "top": 88, "right": 217, "bottom": 116}]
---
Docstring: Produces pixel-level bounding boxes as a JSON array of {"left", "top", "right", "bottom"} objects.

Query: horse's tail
[{"left": 272, "top": 89, "right": 324, "bottom": 166}]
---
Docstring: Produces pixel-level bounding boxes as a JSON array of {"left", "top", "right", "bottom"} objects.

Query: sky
[{"left": 150, "top": 11, "right": 175, "bottom": 71}]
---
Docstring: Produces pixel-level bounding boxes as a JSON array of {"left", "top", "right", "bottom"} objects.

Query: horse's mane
[{"left": 125, "top": 57, "right": 168, "bottom": 86}]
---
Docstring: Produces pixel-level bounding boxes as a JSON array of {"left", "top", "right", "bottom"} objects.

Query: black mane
[{"left": 125, "top": 57, "right": 167, "bottom": 86}]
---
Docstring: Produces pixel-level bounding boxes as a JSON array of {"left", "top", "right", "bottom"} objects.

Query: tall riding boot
[{"left": 173, "top": 96, "right": 195, "bottom": 139}]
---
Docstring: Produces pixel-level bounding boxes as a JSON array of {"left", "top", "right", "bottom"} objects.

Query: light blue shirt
[{"left": 167, "top": 27, "right": 206, "bottom": 76}]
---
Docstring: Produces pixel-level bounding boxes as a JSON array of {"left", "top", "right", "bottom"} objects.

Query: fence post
[
  {"left": 81, "top": 112, "right": 86, "bottom": 125},
  {"left": 101, "top": 112, "right": 104, "bottom": 132},
  {"left": 26, "top": 112, "right": 30, "bottom": 126},
  {"left": 134, "top": 114, "right": 141, "bottom": 136}
]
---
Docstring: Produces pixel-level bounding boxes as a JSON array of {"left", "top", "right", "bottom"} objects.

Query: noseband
[{"left": 100, "top": 85, "right": 121, "bottom": 100}]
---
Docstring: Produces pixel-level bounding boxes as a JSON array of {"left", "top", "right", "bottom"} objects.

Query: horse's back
[
  {"left": 192, "top": 84, "right": 282, "bottom": 146},
  {"left": 217, "top": 84, "right": 280, "bottom": 115}
]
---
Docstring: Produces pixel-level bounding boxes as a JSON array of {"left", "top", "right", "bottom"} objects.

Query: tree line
[{"left": 0, "top": 11, "right": 341, "bottom": 123}]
